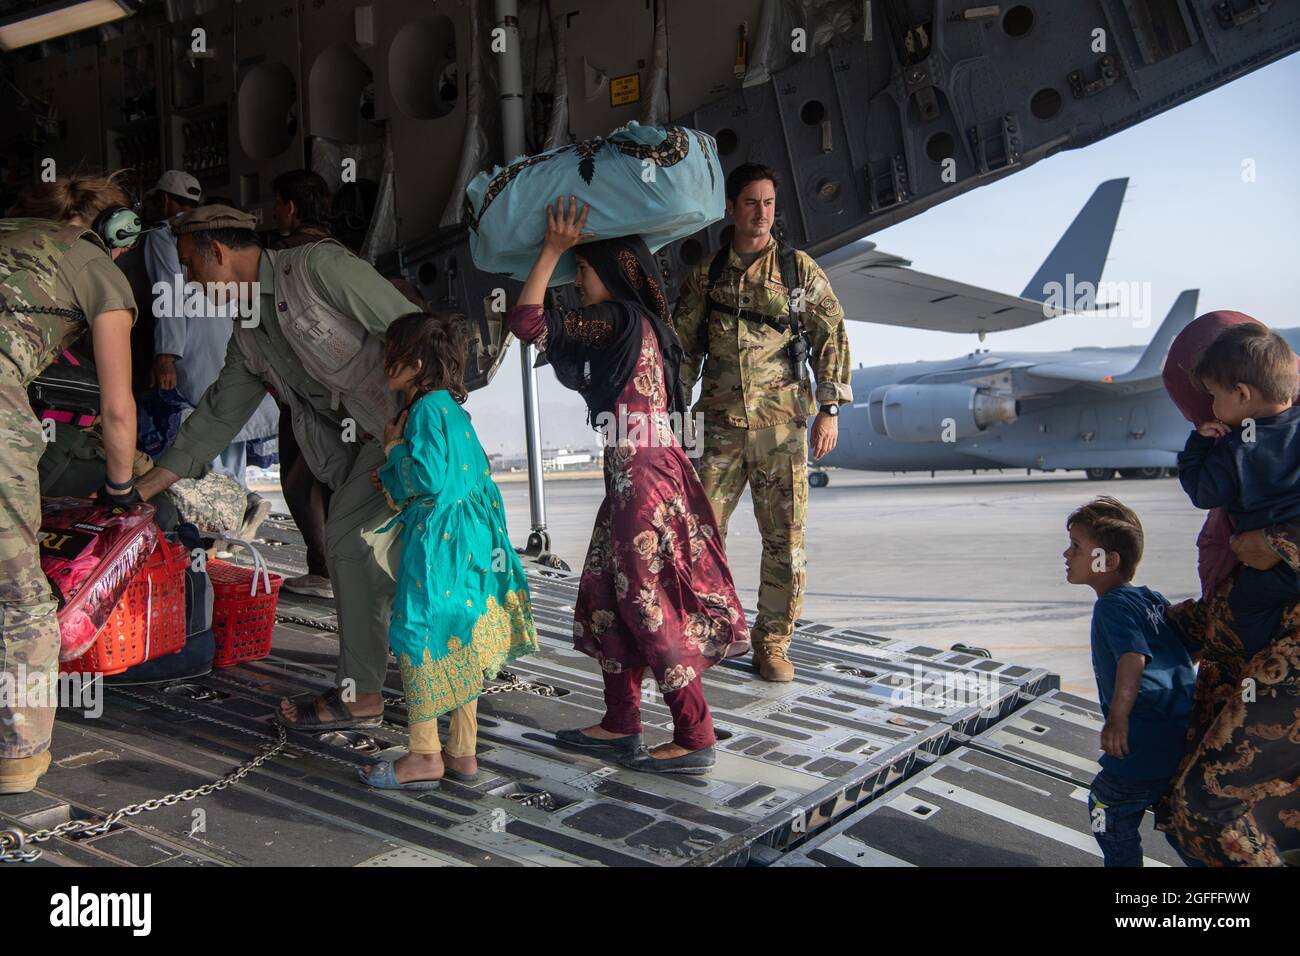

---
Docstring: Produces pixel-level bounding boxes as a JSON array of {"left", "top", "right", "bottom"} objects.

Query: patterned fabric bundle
[
  {"left": 163, "top": 472, "right": 249, "bottom": 534},
  {"left": 465, "top": 122, "right": 724, "bottom": 284},
  {"left": 37, "top": 498, "right": 158, "bottom": 660}
]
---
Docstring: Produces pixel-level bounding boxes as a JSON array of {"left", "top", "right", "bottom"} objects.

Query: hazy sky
[{"left": 464, "top": 54, "right": 1300, "bottom": 458}]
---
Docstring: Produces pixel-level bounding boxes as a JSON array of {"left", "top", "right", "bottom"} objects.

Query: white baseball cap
[{"left": 150, "top": 170, "right": 203, "bottom": 204}]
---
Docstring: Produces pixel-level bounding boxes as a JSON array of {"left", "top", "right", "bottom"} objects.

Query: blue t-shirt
[{"left": 1090, "top": 584, "right": 1196, "bottom": 781}]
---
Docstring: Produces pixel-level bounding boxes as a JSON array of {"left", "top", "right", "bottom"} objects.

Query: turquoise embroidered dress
[{"left": 378, "top": 389, "right": 539, "bottom": 723}]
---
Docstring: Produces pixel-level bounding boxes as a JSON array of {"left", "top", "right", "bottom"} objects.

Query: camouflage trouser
[
  {"left": 694, "top": 419, "right": 808, "bottom": 649},
  {"left": 163, "top": 472, "right": 248, "bottom": 534},
  {"left": 0, "top": 371, "right": 59, "bottom": 759}
]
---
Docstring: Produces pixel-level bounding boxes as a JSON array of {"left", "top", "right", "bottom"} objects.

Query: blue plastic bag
[{"left": 466, "top": 122, "right": 724, "bottom": 284}]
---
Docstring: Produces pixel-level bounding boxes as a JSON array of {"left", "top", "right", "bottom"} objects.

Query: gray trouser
[{"left": 324, "top": 440, "right": 398, "bottom": 694}]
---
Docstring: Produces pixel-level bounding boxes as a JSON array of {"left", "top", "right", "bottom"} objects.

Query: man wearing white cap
[{"left": 143, "top": 171, "right": 276, "bottom": 538}]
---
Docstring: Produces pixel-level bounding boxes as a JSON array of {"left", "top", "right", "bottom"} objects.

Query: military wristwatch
[{"left": 819, "top": 403, "right": 840, "bottom": 417}]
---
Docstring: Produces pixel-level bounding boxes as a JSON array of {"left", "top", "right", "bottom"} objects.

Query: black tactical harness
[
  {"left": 701, "top": 243, "right": 809, "bottom": 382},
  {"left": 703, "top": 242, "right": 803, "bottom": 334}
]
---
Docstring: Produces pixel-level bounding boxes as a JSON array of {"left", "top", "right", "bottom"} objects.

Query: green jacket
[{"left": 157, "top": 242, "right": 415, "bottom": 487}]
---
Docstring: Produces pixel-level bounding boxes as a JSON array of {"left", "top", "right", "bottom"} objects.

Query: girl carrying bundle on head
[
  {"left": 507, "top": 197, "right": 751, "bottom": 775},
  {"left": 358, "top": 311, "right": 539, "bottom": 789}
]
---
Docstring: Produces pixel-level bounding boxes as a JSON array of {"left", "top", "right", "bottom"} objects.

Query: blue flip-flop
[{"left": 357, "top": 759, "right": 442, "bottom": 790}]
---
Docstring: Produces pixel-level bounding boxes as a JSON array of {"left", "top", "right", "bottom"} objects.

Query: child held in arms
[
  {"left": 1063, "top": 497, "right": 1196, "bottom": 867},
  {"left": 1177, "top": 323, "right": 1300, "bottom": 654}
]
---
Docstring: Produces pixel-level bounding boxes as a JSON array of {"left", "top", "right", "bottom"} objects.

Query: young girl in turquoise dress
[{"left": 358, "top": 312, "right": 539, "bottom": 789}]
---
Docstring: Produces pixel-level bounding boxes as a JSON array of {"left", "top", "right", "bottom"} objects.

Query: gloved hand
[{"left": 95, "top": 484, "right": 142, "bottom": 507}]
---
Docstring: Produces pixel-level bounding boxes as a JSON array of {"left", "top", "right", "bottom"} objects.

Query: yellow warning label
[{"left": 610, "top": 73, "right": 641, "bottom": 107}]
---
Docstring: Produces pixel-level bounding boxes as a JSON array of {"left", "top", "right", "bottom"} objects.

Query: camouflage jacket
[
  {"left": 0, "top": 218, "right": 106, "bottom": 383},
  {"left": 673, "top": 237, "right": 853, "bottom": 429}
]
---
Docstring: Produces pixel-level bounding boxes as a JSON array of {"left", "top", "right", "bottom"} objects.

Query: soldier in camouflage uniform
[
  {"left": 0, "top": 174, "right": 140, "bottom": 793},
  {"left": 673, "top": 164, "right": 852, "bottom": 681}
]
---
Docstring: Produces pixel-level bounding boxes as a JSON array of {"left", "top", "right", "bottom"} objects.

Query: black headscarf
[{"left": 542, "top": 235, "right": 688, "bottom": 424}]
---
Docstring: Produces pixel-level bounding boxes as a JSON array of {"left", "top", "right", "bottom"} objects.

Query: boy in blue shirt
[
  {"left": 1177, "top": 323, "right": 1300, "bottom": 655},
  {"left": 1064, "top": 497, "right": 1197, "bottom": 866}
]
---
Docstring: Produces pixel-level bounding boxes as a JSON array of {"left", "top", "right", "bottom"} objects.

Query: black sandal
[{"left": 276, "top": 687, "right": 384, "bottom": 731}]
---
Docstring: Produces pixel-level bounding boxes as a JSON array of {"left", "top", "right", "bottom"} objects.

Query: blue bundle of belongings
[
  {"left": 138, "top": 388, "right": 278, "bottom": 467},
  {"left": 466, "top": 122, "right": 724, "bottom": 284}
]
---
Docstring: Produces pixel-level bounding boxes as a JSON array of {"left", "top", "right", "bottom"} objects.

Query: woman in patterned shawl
[
  {"left": 507, "top": 197, "right": 750, "bottom": 774},
  {"left": 1158, "top": 310, "right": 1300, "bottom": 865}
]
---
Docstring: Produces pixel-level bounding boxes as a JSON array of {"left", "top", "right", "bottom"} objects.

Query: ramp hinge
[
  {"left": 864, "top": 152, "right": 910, "bottom": 212},
  {"left": 1068, "top": 55, "right": 1121, "bottom": 99},
  {"left": 1215, "top": 0, "right": 1272, "bottom": 28},
  {"left": 967, "top": 113, "right": 1022, "bottom": 175}
]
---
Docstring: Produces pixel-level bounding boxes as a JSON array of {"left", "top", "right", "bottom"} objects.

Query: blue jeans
[
  {"left": 210, "top": 442, "right": 248, "bottom": 489},
  {"left": 1088, "top": 769, "right": 1178, "bottom": 867}
]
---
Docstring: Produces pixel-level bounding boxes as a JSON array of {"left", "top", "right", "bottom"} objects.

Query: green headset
[{"left": 90, "top": 206, "right": 144, "bottom": 249}]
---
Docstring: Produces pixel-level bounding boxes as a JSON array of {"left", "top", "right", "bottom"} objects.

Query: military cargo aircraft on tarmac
[
  {"left": 814, "top": 288, "right": 1208, "bottom": 484},
  {"left": 819, "top": 312, "right": 1300, "bottom": 484}
]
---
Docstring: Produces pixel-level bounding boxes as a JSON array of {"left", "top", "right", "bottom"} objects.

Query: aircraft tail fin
[
  {"left": 1111, "top": 289, "right": 1201, "bottom": 383},
  {"left": 1019, "top": 178, "right": 1127, "bottom": 302}
]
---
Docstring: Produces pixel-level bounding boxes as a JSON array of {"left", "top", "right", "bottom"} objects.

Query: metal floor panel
[
  {"left": 7, "top": 516, "right": 1061, "bottom": 867},
  {"left": 961, "top": 690, "right": 1111, "bottom": 787},
  {"left": 771, "top": 747, "right": 1185, "bottom": 868}
]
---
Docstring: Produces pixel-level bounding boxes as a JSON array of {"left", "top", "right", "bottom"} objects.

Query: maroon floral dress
[
  {"left": 510, "top": 300, "right": 751, "bottom": 692},
  {"left": 574, "top": 316, "right": 751, "bottom": 690}
]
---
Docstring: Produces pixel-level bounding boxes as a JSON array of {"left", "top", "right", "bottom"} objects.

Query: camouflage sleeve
[
  {"left": 156, "top": 334, "right": 270, "bottom": 479},
  {"left": 799, "top": 256, "right": 852, "bottom": 406},
  {"left": 672, "top": 264, "right": 708, "bottom": 391},
  {"left": 1264, "top": 520, "right": 1300, "bottom": 572}
]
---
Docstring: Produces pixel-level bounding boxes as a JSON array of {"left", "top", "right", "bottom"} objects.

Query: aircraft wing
[
  {"left": 822, "top": 247, "right": 1068, "bottom": 335},
  {"left": 819, "top": 179, "right": 1127, "bottom": 337}
]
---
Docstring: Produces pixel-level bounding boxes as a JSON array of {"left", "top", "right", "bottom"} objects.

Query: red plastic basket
[
  {"left": 61, "top": 532, "right": 190, "bottom": 676},
  {"left": 209, "top": 559, "right": 283, "bottom": 668}
]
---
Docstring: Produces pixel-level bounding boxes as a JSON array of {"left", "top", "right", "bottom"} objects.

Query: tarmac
[
  {"left": 253, "top": 466, "right": 1208, "bottom": 699},
  {"left": 491, "top": 469, "right": 1207, "bottom": 698}
]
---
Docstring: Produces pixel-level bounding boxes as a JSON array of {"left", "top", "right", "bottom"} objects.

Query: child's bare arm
[{"left": 1101, "top": 652, "right": 1146, "bottom": 759}]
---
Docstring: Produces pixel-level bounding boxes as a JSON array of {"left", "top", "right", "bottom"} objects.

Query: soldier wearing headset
[{"left": 0, "top": 171, "right": 144, "bottom": 795}]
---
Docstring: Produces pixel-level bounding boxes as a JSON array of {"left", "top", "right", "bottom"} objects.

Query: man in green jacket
[{"left": 135, "top": 205, "right": 416, "bottom": 729}]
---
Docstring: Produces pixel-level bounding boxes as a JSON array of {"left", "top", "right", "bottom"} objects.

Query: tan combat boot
[
  {"left": 752, "top": 637, "right": 795, "bottom": 682},
  {"left": 0, "top": 751, "right": 52, "bottom": 795}
]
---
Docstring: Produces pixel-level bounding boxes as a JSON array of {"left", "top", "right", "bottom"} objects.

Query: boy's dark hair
[
  {"left": 725, "top": 163, "right": 780, "bottom": 203},
  {"left": 272, "top": 169, "right": 332, "bottom": 228},
  {"left": 1067, "top": 496, "right": 1144, "bottom": 582},
  {"left": 1192, "top": 323, "right": 1299, "bottom": 405},
  {"left": 383, "top": 311, "right": 469, "bottom": 405}
]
